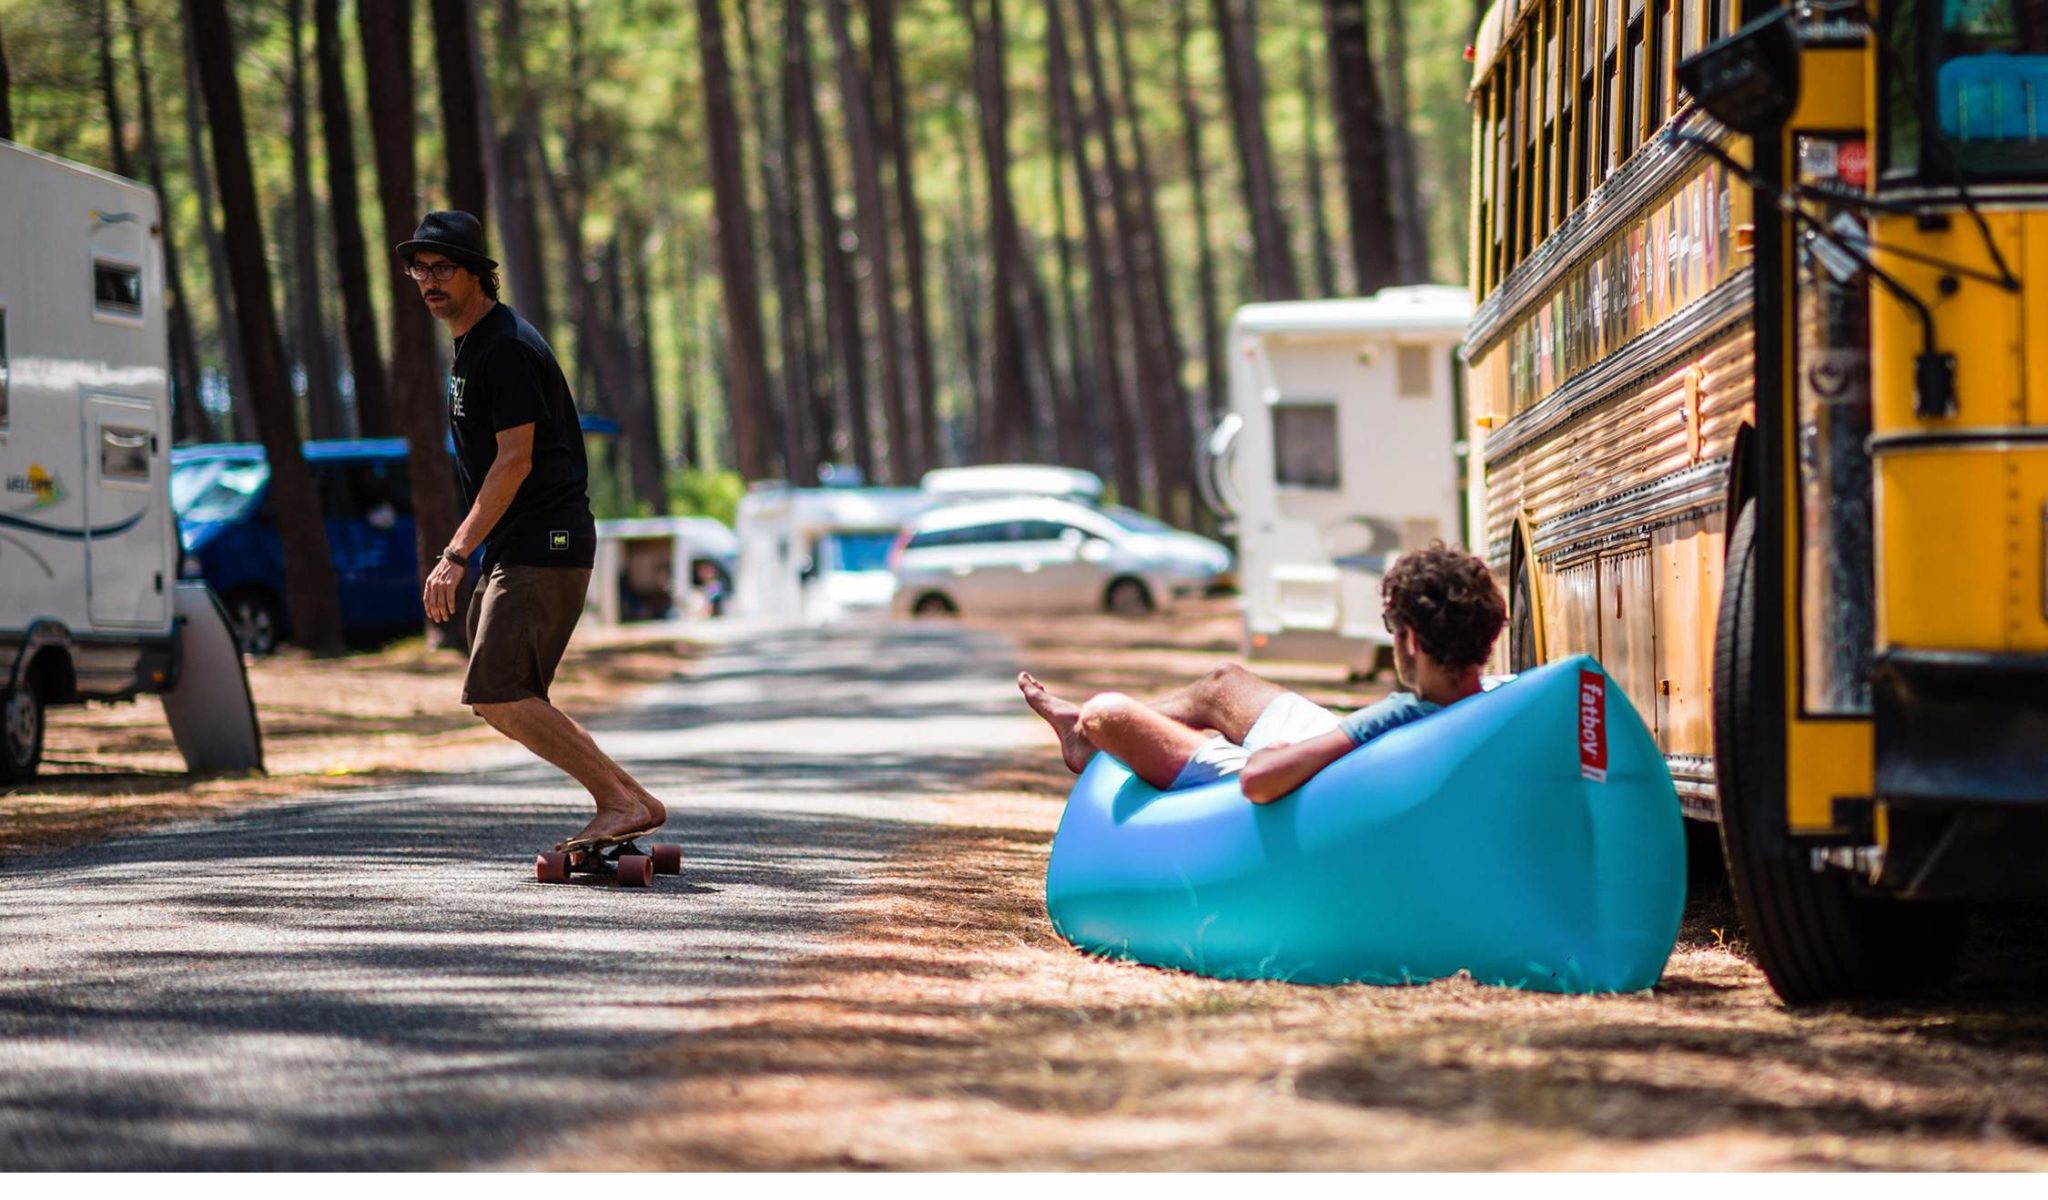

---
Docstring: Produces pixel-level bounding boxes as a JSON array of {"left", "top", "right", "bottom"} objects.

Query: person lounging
[{"left": 1019, "top": 543, "right": 1507, "bottom": 803}]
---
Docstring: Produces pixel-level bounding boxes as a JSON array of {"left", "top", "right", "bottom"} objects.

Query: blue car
[{"left": 172, "top": 439, "right": 434, "bottom": 654}]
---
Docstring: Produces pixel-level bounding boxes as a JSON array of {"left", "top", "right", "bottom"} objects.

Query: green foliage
[{"left": 666, "top": 467, "right": 745, "bottom": 527}]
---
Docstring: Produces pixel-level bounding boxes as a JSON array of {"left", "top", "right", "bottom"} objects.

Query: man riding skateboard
[{"left": 405, "top": 210, "right": 668, "bottom": 853}]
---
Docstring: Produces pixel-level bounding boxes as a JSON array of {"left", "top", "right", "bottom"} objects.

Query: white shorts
[{"left": 1169, "top": 692, "right": 1342, "bottom": 790}]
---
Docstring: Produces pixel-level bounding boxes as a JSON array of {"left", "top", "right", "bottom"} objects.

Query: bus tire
[{"left": 1714, "top": 502, "right": 1963, "bottom": 1005}]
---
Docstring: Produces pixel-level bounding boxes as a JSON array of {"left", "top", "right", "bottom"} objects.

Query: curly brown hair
[{"left": 1381, "top": 542, "right": 1506, "bottom": 671}]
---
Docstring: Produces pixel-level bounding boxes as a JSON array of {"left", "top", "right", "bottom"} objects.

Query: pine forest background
[{"left": 0, "top": 0, "right": 1483, "bottom": 536}]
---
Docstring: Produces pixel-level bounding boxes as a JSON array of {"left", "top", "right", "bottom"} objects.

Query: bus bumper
[{"left": 1870, "top": 649, "right": 2048, "bottom": 900}]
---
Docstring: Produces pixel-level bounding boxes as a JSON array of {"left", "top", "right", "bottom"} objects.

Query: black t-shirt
[{"left": 448, "top": 302, "right": 596, "bottom": 568}]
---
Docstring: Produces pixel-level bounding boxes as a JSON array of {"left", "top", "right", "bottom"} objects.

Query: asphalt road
[{"left": 0, "top": 621, "right": 1037, "bottom": 1170}]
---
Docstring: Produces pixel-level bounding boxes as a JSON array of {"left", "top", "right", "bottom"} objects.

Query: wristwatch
[{"left": 441, "top": 547, "right": 468, "bottom": 567}]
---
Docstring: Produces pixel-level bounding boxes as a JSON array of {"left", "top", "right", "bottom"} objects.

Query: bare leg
[
  {"left": 1019, "top": 663, "right": 1294, "bottom": 775},
  {"left": 472, "top": 697, "right": 668, "bottom": 848},
  {"left": 1018, "top": 672, "right": 1095, "bottom": 773},
  {"left": 1074, "top": 693, "right": 1213, "bottom": 790},
  {"left": 1146, "top": 664, "right": 1292, "bottom": 743}
]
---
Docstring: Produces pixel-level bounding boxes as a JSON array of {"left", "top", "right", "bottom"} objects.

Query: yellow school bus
[{"left": 1466, "top": 0, "right": 2048, "bottom": 1003}]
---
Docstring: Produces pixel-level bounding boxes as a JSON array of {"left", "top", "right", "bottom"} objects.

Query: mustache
[{"left": 425, "top": 291, "right": 447, "bottom": 300}]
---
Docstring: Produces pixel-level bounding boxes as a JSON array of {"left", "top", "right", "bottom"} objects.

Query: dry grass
[
  {"left": 1, "top": 626, "right": 696, "bottom": 856},
  {"left": 546, "top": 601, "right": 2048, "bottom": 1171}
]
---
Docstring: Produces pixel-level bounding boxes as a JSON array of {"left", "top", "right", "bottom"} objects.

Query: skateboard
[{"left": 535, "top": 833, "right": 683, "bottom": 886}]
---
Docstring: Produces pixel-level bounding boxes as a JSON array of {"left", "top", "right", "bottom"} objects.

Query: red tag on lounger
[{"left": 1578, "top": 669, "right": 1608, "bottom": 783}]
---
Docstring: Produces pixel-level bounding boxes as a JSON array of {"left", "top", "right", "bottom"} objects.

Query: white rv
[
  {"left": 731, "top": 485, "right": 929, "bottom": 624},
  {"left": 585, "top": 514, "right": 738, "bottom": 625},
  {"left": 0, "top": 140, "right": 259, "bottom": 780},
  {"left": 1208, "top": 285, "right": 1472, "bottom": 677}
]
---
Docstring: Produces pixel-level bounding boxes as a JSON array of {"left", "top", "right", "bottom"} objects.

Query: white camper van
[
  {"left": 732, "top": 485, "right": 929, "bottom": 624},
  {"left": 1208, "top": 285, "right": 1472, "bottom": 677},
  {"left": 0, "top": 140, "right": 259, "bottom": 781}
]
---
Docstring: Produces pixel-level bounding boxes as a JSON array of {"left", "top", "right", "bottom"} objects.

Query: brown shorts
[{"left": 462, "top": 563, "right": 592, "bottom": 705}]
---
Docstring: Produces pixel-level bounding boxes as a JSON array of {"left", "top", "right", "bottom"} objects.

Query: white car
[{"left": 890, "top": 497, "right": 1234, "bottom": 617}]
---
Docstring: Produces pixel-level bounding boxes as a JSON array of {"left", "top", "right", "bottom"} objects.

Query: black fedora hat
[{"left": 396, "top": 210, "right": 498, "bottom": 273}]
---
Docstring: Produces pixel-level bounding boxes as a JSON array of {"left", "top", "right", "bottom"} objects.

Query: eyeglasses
[{"left": 405, "top": 261, "right": 462, "bottom": 283}]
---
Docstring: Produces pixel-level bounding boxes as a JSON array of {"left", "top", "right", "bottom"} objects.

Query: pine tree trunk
[
  {"left": 825, "top": 0, "right": 914, "bottom": 482},
  {"left": 1212, "top": 0, "right": 1300, "bottom": 300},
  {"left": 1105, "top": 0, "right": 1195, "bottom": 521},
  {"left": 872, "top": 0, "right": 941, "bottom": 472},
  {"left": 429, "top": 0, "right": 489, "bottom": 227},
  {"left": 945, "top": 111, "right": 988, "bottom": 456},
  {"left": 184, "top": 0, "right": 344, "bottom": 654},
  {"left": 96, "top": 0, "right": 132, "bottom": 178},
  {"left": 791, "top": 0, "right": 867, "bottom": 478},
  {"left": 1078, "top": 0, "right": 1188, "bottom": 520},
  {"left": 492, "top": 0, "right": 553, "bottom": 340},
  {"left": 781, "top": 0, "right": 833, "bottom": 472},
  {"left": 314, "top": 0, "right": 390, "bottom": 437},
  {"left": 694, "top": 0, "right": 776, "bottom": 481},
  {"left": 607, "top": 235, "right": 668, "bottom": 512},
  {"left": 0, "top": 20, "right": 14, "bottom": 141},
  {"left": 1299, "top": 28, "right": 1339, "bottom": 297},
  {"left": 358, "top": 0, "right": 466, "bottom": 650},
  {"left": 1324, "top": 0, "right": 1397, "bottom": 294},
  {"left": 964, "top": 0, "right": 1034, "bottom": 464},
  {"left": 288, "top": 0, "right": 344, "bottom": 439},
  {"left": 669, "top": 233, "right": 702, "bottom": 472},
  {"left": 1044, "top": 62, "right": 1096, "bottom": 472},
  {"left": 180, "top": 11, "right": 257, "bottom": 441},
  {"left": 124, "top": 0, "right": 208, "bottom": 442},
  {"left": 737, "top": 0, "right": 816, "bottom": 484},
  {"left": 1175, "top": 0, "right": 1226, "bottom": 429},
  {"left": 1380, "top": 0, "right": 1429, "bottom": 283},
  {"left": 1047, "top": 0, "right": 1142, "bottom": 506}
]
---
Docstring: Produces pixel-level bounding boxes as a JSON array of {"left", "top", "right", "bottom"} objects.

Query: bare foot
[
  {"left": 1019, "top": 671, "right": 1095, "bottom": 775},
  {"left": 557, "top": 800, "right": 660, "bottom": 851}
]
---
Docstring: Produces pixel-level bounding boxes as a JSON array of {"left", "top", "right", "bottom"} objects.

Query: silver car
[{"left": 889, "top": 497, "right": 1234, "bottom": 617}]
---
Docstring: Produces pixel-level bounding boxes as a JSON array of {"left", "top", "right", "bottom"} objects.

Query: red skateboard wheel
[
  {"left": 651, "top": 844, "right": 683, "bottom": 875},
  {"left": 536, "top": 851, "right": 571, "bottom": 884},
  {"left": 617, "top": 855, "right": 653, "bottom": 887}
]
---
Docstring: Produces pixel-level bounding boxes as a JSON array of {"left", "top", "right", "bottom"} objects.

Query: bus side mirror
[{"left": 1676, "top": 8, "right": 1801, "bottom": 137}]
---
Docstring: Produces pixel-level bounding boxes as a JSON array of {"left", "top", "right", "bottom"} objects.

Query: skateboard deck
[{"left": 535, "top": 834, "right": 683, "bottom": 886}]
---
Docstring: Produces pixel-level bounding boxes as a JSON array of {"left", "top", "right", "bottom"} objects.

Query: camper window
[
  {"left": 1396, "top": 346, "right": 1433, "bottom": 398},
  {"left": 99, "top": 424, "right": 152, "bottom": 483},
  {"left": 93, "top": 260, "right": 144, "bottom": 320},
  {"left": 0, "top": 309, "right": 9, "bottom": 428},
  {"left": 1272, "top": 403, "right": 1341, "bottom": 490}
]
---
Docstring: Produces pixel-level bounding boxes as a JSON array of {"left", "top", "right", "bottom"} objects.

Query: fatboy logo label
[{"left": 1578, "top": 669, "right": 1608, "bottom": 783}]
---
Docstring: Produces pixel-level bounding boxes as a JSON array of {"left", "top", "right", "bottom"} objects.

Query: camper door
[{"left": 83, "top": 394, "right": 170, "bottom": 628}]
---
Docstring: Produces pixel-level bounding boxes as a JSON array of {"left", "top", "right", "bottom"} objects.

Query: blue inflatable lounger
[{"left": 1043, "top": 655, "right": 1686, "bottom": 993}]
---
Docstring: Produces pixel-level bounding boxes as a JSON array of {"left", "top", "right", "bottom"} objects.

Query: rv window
[
  {"left": 1396, "top": 346, "right": 1433, "bottom": 398},
  {"left": 0, "top": 309, "right": 8, "bottom": 429},
  {"left": 1272, "top": 404, "right": 1341, "bottom": 490},
  {"left": 100, "top": 424, "right": 152, "bottom": 482},
  {"left": 93, "top": 260, "right": 143, "bottom": 319},
  {"left": 826, "top": 530, "right": 898, "bottom": 571}
]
